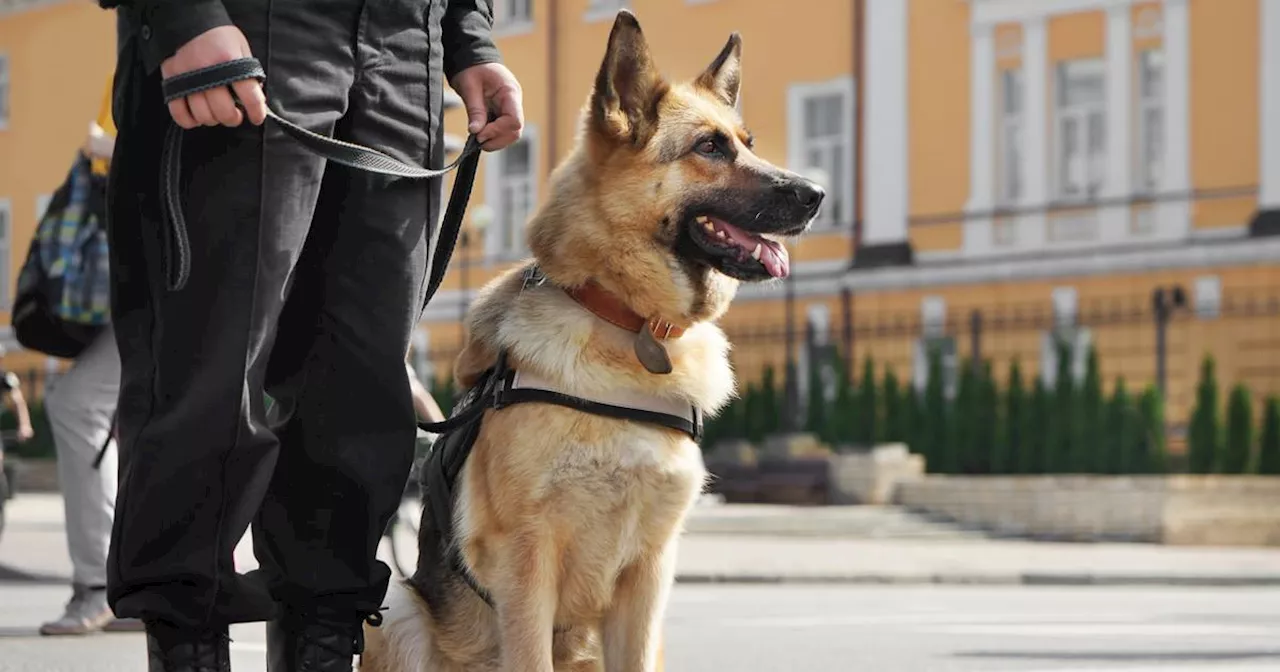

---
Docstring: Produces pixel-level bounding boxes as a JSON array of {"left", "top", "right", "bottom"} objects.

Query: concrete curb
[{"left": 674, "top": 572, "right": 1280, "bottom": 587}]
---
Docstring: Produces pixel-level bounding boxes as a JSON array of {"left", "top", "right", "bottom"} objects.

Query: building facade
[
  {"left": 420, "top": 0, "right": 1280, "bottom": 431},
  {"left": 3, "top": 1, "right": 1278, "bottom": 431}
]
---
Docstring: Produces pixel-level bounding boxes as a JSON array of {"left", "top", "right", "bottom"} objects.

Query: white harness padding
[{"left": 508, "top": 368, "right": 700, "bottom": 429}]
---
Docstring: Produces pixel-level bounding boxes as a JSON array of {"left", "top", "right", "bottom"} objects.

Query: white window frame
[
  {"left": 1135, "top": 48, "right": 1165, "bottom": 196},
  {"left": 1040, "top": 286, "right": 1089, "bottom": 387},
  {"left": 1193, "top": 275, "right": 1222, "bottom": 319},
  {"left": 484, "top": 124, "right": 538, "bottom": 259},
  {"left": 1053, "top": 58, "right": 1107, "bottom": 203},
  {"left": 996, "top": 67, "right": 1024, "bottom": 208},
  {"left": 0, "top": 52, "right": 10, "bottom": 131},
  {"left": 0, "top": 198, "right": 11, "bottom": 309},
  {"left": 584, "top": 0, "right": 628, "bottom": 22},
  {"left": 787, "top": 77, "right": 856, "bottom": 231},
  {"left": 493, "top": 0, "right": 534, "bottom": 36}
]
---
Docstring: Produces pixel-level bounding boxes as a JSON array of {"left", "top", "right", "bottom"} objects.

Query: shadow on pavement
[
  {"left": 0, "top": 562, "right": 68, "bottom": 584},
  {"left": 955, "top": 649, "right": 1280, "bottom": 662}
]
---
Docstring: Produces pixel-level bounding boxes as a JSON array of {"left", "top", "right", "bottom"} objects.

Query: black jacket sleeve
[
  {"left": 442, "top": 0, "right": 503, "bottom": 81},
  {"left": 98, "top": 0, "right": 234, "bottom": 74}
]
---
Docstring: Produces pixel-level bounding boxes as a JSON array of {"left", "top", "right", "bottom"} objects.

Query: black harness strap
[
  {"left": 158, "top": 57, "right": 482, "bottom": 298},
  {"left": 414, "top": 350, "right": 702, "bottom": 612},
  {"left": 494, "top": 374, "right": 703, "bottom": 441}
]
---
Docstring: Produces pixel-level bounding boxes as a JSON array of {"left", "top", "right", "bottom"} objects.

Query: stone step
[{"left": 684, "top": 503, "right": 987, "bottom": 539}]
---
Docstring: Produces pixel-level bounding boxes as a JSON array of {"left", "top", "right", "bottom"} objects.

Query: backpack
[{"left": 11, "top": 151, "right": 112, "bottom": 359}]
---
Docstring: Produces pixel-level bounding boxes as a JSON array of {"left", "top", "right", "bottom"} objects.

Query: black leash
[
  {"left": 158, "top": 57, "right": 483, "bottom": 298},
  {"left": 91, "top": 411, "right": 116, "bottom": 470}
]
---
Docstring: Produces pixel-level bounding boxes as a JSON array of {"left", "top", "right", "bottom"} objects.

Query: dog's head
[{"left": 529, "top": 11, "right": 823, "bottom": 320}]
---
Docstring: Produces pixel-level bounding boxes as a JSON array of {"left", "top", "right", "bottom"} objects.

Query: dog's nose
[{"left": 779, "top": 180, "right": 825, "bottom": 211}]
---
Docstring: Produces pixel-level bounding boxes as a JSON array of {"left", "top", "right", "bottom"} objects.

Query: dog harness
[{"left": 412, "top": 274, "right": 703, "bottom": 611}]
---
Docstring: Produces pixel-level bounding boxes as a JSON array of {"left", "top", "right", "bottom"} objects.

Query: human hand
[
  {"left": 160, "top": 26, "right": 268, "bottom": 129},
  {"left": 17, "top": 424, "right": 33, "bottom": 442},
  {"left": 450, "top": 62, "right": 524, "bottom": 151},
  {"left": 83, "top": 122, "right": 115, "bottom": 160}
]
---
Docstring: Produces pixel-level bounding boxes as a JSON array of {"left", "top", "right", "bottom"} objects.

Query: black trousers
[{"left": 106, "top": 0, "right": 449, "bottom": 629}]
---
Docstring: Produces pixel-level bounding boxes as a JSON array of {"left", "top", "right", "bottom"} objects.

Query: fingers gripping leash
[{"left": 157, "top": 57, "right": 483, "bottom": 296}]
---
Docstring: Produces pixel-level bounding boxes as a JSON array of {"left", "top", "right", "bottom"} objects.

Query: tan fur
[{"left": 361, "top": 10, "right": 816, "bottom": 672}]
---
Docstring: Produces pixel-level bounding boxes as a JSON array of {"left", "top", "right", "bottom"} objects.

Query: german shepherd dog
[{"left": 360, "top": 9, "right": 823, "bottom": 672}]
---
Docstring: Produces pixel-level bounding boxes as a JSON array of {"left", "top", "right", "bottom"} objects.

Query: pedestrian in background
[{"left": 37, "top": 78, "right": 139, "bottom": 637}]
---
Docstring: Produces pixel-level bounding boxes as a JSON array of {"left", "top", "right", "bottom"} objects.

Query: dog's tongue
[{"left": 712, "top": 218, "right": 791, "bottom": 279}]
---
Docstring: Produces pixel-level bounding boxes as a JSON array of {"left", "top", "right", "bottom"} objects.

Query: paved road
[{"left": 2, "top": 583, "right": 1278, "bottom": 671}]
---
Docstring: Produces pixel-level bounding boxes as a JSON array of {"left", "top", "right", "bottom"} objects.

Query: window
[
  {"left": 1054, "top": 59, "right": 1106, "bottom": 201},
  {"left": 494, "top": 0, "right": 533, "bottom": 30},
  {"left": 1193, "top": 275, "right": 1221, "bottom": 319},
  {"left": 788, "top": 79, "right": 856, "bottom": 229},
  {"left": 1136, "top": 49, "right": 1165, "bottom": 195},
  {"left": 1040, "top": 287, "right": 1089, "bottom": 387},
  {"left": 0, "top": 199, "right": 10, "bottom": 308},
  {"left": 997, "top": 68, "right": 1024, "bottom": 206},
  {"left": 487, "top": 133, "right": 536, "bottom": 257},
  {"left": 0, "top": 53, "right": 10, "bottom": 130},
  {"left": 913, "top": 296, "right": 957, "bottom": 399}
]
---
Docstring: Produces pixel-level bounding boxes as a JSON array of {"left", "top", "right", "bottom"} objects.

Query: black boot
[
  {"left": 266, "top": 608, "right": 383, "bottom": 672},
  {"left": 145, "top": 620, "right": 231, "bottom": 672}
]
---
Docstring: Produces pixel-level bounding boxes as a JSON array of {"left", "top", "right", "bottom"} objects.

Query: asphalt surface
[{"left": 1, "top": 583, "right": 1278, "bottom": 671}]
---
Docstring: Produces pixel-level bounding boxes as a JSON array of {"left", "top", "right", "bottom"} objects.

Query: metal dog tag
[{"left": 634, "top": 327, "right": 673, "bottom": 375}]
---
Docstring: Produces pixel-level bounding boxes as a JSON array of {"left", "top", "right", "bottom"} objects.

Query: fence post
[
  {"left": 784, "top": 270, "right": 799, "bottom": 432},
  {"left": 969, "top": 309, "right": 983, "bottom": 373},
  {"left": 841, "top": 287, "right": 853, "bottom": 368},
  {"left": 1151, "top": 285, "right": 1187, "bottom": 401}
]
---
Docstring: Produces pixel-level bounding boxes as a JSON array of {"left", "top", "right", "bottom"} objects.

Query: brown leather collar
[{"left": 564, "top": 280, "right": 686, "bottom": 340}]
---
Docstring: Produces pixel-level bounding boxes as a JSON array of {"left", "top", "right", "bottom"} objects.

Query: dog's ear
[
  {"left": 590, "top": 10, "right": 667, "bottom": 144},
  {"left": 696, "top": 33, "right": 742, "bottom": 109}
]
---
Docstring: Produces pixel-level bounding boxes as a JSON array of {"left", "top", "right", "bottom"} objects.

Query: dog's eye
[{"left": 695, "top": 139, "right": 721, "bottom": 157}]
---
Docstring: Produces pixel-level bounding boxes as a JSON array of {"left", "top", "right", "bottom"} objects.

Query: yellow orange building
[
  {"left": 4, "top": 0, "right": 1279, "bottom": 430},
  {"left": 0, "top": 0, "right": 116, "bottom": 381},
  {"left": 417, "top": 0, "right": 1280, "bottom": 431}
]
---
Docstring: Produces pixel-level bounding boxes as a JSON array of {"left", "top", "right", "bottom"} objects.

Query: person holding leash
[
  {"left": 37, "top": 78, "right": 144, "bottom": 638},
  {"left": 95, "top": 0, "right": 521, "bottom": 669}
]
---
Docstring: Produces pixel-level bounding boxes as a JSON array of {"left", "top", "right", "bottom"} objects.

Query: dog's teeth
[
  {"left": 703, "top": 220, "right": 714, "bottom": 231},
  {"left": 717, "top": 230, "right": 727, "bottom": 239},
  {"left": 751, "top": 244, "right": 762, "bottom": 260},
  {"left": 696, "top": 215, "right": 709, "bottom": 224}
]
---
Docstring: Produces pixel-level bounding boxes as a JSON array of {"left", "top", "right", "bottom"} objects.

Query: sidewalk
[{"left": 3, "top": 493, "right": 1280, "bottom": 587}]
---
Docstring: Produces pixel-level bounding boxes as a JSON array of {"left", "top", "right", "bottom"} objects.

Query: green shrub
[
  {"left": 1222, "top": 384, "right": 1254, "bottom": 474},
  {"left": 1188, "top": 355, "right": 1221, "bottom": 474},
  {"left": 804, "top": 351, "right": 830, "bottom": 441},
  {"left": 924, "top": 346, "right": 952, "bottom": 473},
  {"left": 882, "top": 366, "right": 903, "bottom": 444},
  {"left": 1078, "top": 346, "right": 1103, "bottom": 473},
  {"left": 1048, "top": 338, "right": 1076, "bottom": 473},
  {"left": 830, "top": 354, "right": 856, "bottom": 448},
  {"left": 1025, "top": 378, "right": 1051, "bottom": 474},
  {"left": 902, "top": 384, "right": 921, "bottom": 455},
  {"left": 1105, "top": 379, "right": 1133, "bottom": 475},
  {"left": 1258, "top": 396, "right": 1280, "bottom": 475},
  {"left": 1002, "top": 359, "right": 1026, "bottom": 474},
  {"left": 854, "top": 356, "right": 878, "bottom": 446},
  {"left": 0, "top": 400, "right": 55, "bottom": 460},
  {"left": 974, "top": 360, "right": 999, "bottom": 475},
  {"left": 1136, "top": 385, "right": 1167, "bottom": 474}
]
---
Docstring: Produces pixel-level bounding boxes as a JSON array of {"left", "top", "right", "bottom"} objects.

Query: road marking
[{"left": 917, "top": 623, "right": 1277, "bottom": 638}]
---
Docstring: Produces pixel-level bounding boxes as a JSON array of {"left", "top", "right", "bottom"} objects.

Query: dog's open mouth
[{"left": 689, "top": 215, "right": 791, "bottom": 279}]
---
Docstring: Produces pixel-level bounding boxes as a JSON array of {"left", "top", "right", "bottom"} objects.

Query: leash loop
[{"left": 157, "top": 57, "right": 483, "bottom": 295}]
